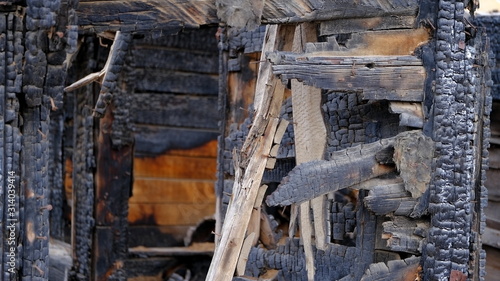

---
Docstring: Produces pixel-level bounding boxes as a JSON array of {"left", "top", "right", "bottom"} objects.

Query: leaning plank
[
  {"left": 269, "top": 53, "right": 425, "bottom": 101},
  {"left": 266, "top": 137, "right": 396, "bottom": 206},
  {"left": 205, "top": 25, "right": 291, "bottom": 281}
]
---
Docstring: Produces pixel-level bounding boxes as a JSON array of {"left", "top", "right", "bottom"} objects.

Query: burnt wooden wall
[
  {"left": 213, "top": 1, "right": 491, "bottom": 280},
  {"left": 127, "top": 28, "right": 220, "bottom": 247}
]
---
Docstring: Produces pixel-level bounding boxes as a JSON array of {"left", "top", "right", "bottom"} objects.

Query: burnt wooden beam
[
  {"left": 268, "top": 53, "right": 426, "bottom": 102},
  {"left": 267, "top": 130, "right": 433, "bottom": 206},
  {"left": 266, "top": 137, "right": 396, "bottom": 206},
  {"left": 76, "top": 0, "right": 419, "bottom": 34},
  {"left": 77, "top": 0, "right": 219, "bottom": 34}
]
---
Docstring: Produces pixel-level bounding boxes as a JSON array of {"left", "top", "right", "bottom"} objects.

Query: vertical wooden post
[
  {"left": 290, "top": 23, "right": 327, "bottom": 281},
  {"left": 93, "top": 100, "right": 133, "bottom": 281}
]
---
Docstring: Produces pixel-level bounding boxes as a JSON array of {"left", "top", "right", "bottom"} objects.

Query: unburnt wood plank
[
  {"left": 130, "top": 179, "right": 216, "bottom": 204},
  {"left": 128, "top": 203, "right": 216, "bottom": 226},
  {"left": 134, "top": 154, "right": 217, "bottom": 179},
  {"left": 290, "top": 23, "right": 326, "bottom": 280},
  {"left": 206, "top": 24, "right": 293, "bottom": 281}
]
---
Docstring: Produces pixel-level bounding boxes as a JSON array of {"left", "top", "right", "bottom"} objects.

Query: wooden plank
[
  {"left": 129, "top": 242, "right": 215, "bottom": 257},
  {"left": 132, "top": 48, "right": 218, "bottom": 74},
  {"left": 76, "top": 0, "right": 419, "bottom": 33},
  {"left": 134, "top": 125, "right": 218, "bottom": 156},
  {"left": 320, "top": 16, "right": 417, "bottom": 36},
  {"left": 128, "top": 225, "right": 191, "bottom": 247},
  {"left": 135, "top": 70, "right": 218, "bottom": 95},
  {"left": 77, "top": 0, "right": 219, "bottom": 34},
  {"left": 206, "top": 24, "right": 293, "bottom": 281},
  {"left": 269, "top": 53, "right": 425, "bottom": 101},
  {"left": 261, "top": 0, "right": 419, "bottom": 24},
  {"left": 134, "top": 154, "right": 217, "bottom": 179},
  {"left": 128, "top": 203, "right": 216, "bottom": 226},
  {"left": 290, "top": 23, "right": 326, "bottom": 280},
  {"left": 131, "top": 93, "right": 219, "bottom": 129},
  {"left": 130, "top": 178, "right": 216, "bottom": 204}
]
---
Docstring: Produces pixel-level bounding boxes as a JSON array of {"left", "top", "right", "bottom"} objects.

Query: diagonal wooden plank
[{"left": 206, "top": 24, "right": 293, "bottom": 281}]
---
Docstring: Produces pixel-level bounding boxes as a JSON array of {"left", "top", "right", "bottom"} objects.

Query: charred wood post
[
  {"left": 69, "top": 37, "right": 97, "bottom": 281},
  {"left": 93, "top": 43, "right": 135, "bottom": 281},
  {"left": 423, "top": 0, "right": 490, "bottom": 280},
  {"left": 0, "top": 0, "right": 74, "bottom": 279}
]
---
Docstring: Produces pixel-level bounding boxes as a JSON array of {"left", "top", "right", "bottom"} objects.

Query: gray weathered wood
[{"left": 269, "top": 53, "right": 425, "bottom": 101}]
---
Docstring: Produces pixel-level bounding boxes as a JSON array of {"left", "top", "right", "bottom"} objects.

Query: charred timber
[
  {"left": 268, "top": 53, "right": 425, "bottom": 102},
  {"left": 76, "top": 0, "right": 419, "bottom": 34}
]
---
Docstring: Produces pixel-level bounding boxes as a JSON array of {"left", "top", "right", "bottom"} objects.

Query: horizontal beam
[
  {"left": 269, "top": 53, "right": 425, "bottom": 101},
  {"left": 76, "top": 0, "right": 420, "bottom": 34}
]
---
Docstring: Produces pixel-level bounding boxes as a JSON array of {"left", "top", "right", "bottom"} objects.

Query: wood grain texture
[
  {"left": 270, "top": 53, "right": 426, "bottom": 101},
  {"left": 128, "top": 203, "right": 216, "bottom": 226},
  {"left": 130, "top": 179, "right": 216, "bottom": 204},
  {"left": 134, "top": 154, "right": 217, "bottom": 179},
  {"left": 206, "top": 25, "right": 291, "bottom": 281}
]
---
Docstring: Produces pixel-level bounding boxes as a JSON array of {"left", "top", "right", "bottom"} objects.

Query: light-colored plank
[
  {"left": 291, "top": 23, "right": 327, "bottom": 281},
  {"left": 206, "top": 24, "right": 292, "bottom": 281},
  {"left": 134, "top": 154, "right": 217, "bottom": 179},
  {"left": 130, "top": 178, "right": 216, "bottom": 204},
  {"left": 128, "top": 203, "right": 216, "bottom": 226}
]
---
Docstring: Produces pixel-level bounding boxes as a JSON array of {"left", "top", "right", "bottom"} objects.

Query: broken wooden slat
[
  {"left": 364, "top": 183, "right": 417, "bottom": 216},
  {"left": 359, "top": 256, "right": 421, "bottom": 281},
  {"left": 269, "top": 53, "right": 425, "bottom": 102},
  {"left": 393, "top": 130, "right": 433, "bottom": 198},
  {"left": 389, "top": 102, "right": 424, "bottom": 128},
  {"left": 379, "top": 216, "right": 428, "bottom": 255},
  {"left": 206, "top": 25, "right": 292, "bottom": 281},
  {"left": 266, "top": 137, "right": 397, "bottom": 206}
]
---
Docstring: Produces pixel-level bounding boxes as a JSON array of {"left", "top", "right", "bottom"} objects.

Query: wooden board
[
  {"left": 270, "top": 53, "right": 426, "bottom": 101},
  {"left": 131, "top": 93, "right": 219, "bottom": 129},
  {"left": 134, "top": 154, "right": 217, "bottom": 179},
  {"left": 130, "top": 179, "right": 216, "bottom": 204},
  {"left": 134, "top": 70, "right": 218, "bottom": 95},
  {"left": 128, "top": 203, "right": 216, "bottom": 226}
]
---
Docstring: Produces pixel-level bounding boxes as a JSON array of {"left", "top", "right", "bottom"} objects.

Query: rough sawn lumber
[{"left": 205, "top": 24, "right": 291, "bottom": 281}]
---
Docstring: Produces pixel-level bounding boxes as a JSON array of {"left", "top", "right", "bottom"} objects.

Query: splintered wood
[
  {"left": 290, "top": 23, "right": 327, "bottom": 281},
  {"left": 206, "top": 25, "right": 291, "bottom": 281}
]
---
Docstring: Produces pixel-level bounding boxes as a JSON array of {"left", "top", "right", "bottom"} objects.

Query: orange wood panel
[
  {"left": 134, "top": 155, "right": 217, "bottom": 179},
  {"left": 128, "top": 203, "right": 216, "bottom": 226},
  {"left": 130, "top": 178, "right": 216, "bottom": 204}
]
